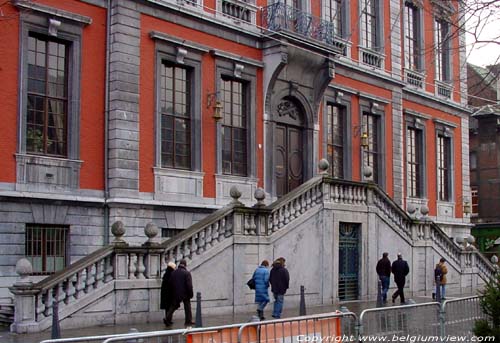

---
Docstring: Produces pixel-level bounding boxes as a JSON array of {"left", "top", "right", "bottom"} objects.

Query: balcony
[
  {"left": 219, "top": 0, "right": 257, "bottom": 24},
  {"left": 404, "top": 68, "right": 425, "bottom": 89},
  {"left": 359, "top": 46, "right": 384, "bottom": 68},
  {"left": 436, "top": 80, "right": 453, "bottom": 99},
  {"left": 261, "top": 3, "right": 346, "bottom": 53}
]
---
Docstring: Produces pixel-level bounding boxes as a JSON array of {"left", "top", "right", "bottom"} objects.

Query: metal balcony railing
[{"left": 261, "top": 2, "right": 346, "bottom": 51}]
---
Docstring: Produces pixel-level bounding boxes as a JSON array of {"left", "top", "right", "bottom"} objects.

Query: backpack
[{"left": 434, "top": 264, "right": 443, "bottom": 280}]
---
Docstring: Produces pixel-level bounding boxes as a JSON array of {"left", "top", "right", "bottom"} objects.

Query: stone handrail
[
  {"left": 160, "top": 204, "right": 236, "bottom": 264},
  {"left": 475, "top": 248, "right": 497, "bottom": 282},
  {"left": 266, "top": 176, "right": 324, "bottom": 233},
  {"left": 429, "top": 222, "right": 461, "bottom": 265}
]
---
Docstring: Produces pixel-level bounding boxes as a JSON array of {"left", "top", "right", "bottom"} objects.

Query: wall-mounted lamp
[
  {"left": 207, "top": 92, "right": 223, "bottom": 121},
  {"left": 361, "top": 132, "right": 369, "bottom": 149}
]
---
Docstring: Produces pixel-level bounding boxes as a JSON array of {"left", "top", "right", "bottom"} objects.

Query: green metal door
[{"left": 338, "top": 222, "right": 360, "bottom": 300}]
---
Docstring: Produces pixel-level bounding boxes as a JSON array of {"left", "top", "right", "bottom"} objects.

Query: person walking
[
  {"left": 376, "top": 252, "right": 391, "bottom": 303},
  {"left": 391, "top": 253, "right": 410, "bottom": 304},
  {"left": 269, "top": 257, "right": 289, "bottom": 319},
  {"left": 252, "top": 260, "right": 270, "bottom": 320},
  {"left": 160, "top": 261, "right": 176, "bottom": 326},
  {"left": 165, "top": 259, "right": 194, "bottom": 328},
  {"left": 435, "top": 257, "right": 448, "bottom": 300}
]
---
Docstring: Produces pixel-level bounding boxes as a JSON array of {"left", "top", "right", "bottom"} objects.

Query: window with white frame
[
  {"left": 360, "top": 0, "right": 379, "bottom": 49},
  {"left": 404, "top": 2, "right": 422, "bottom": 70},
  {"left": 323, "top": 0, "right": 344, "bottom": 37},
  {"left": 221, "top": 78, "right": 248, "bottom": 176},
  {"left": 435, "top": 19, "right": 451, "bottom": 81},
  {"left": 160, "top": 62, "right": 192, "bottom": 170},
  {"left": 326, "top": 103, "right": 345, "bottom": 178},
  {"left": 362, "top": 111, "right": 380, "bottom": 184},
  {"left": 437, "top": 131, "right": 451, "bottom": 201},
  {"left": 406, "top": 125, "right": 424, "bottom": 198}
]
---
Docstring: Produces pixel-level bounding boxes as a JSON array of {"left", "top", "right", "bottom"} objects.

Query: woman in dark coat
[{"left": 160, "top": 262, "right": 176, "bottom": 325}]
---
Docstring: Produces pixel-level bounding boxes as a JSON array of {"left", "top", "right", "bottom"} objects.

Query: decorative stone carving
[
  {"left": 277, "top": 99, "right": 300, "bottom": 120},
  {"left": 15, "top": 258, "right": 33, "bottom": 286},
  {"left": 318, "top": 159, "right": 329, "bottom": 175},
  {"left": 144, "top": 222, "right": 160, "bottom": 246},
  {"left": 230, "top": 186, "right": 242, "bottom": 204},
  {"left": 407, "top": 203, "right": 416, "bottom": 216},
  {"left": 111, "top": 221, "right": 127, "bottom": 246},
  {"left": 420, "top": 205, "right": 429, "bottom": 216},
  {"left": 363, "top": 166, "right": 373, "bottom": 179},
  {"left": 254, "top": 188, "right": 266, "bottom": 206}
]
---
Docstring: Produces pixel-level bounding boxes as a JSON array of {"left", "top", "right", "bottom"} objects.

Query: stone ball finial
[
  {"left": 318, "top": 159, "right": 329, "bottom": 175},
  {"left": 144, "top": 222, "right": 159, "bottom": 239},
  {"left": 15, "top": 258, "right": 33, "bottom": 285},
  {"left": 230, "top": 186, "right": 242, "bottom": 204},
  {"left": 111, "top": 221, "right": 126, "bottom": 245},
  {"left": 420, "top": 205, "right": 429, "bottom": 216},
  {"left": 466, "top": 235, "right": 475, "bottom": 244},
  {"left": 407, "top": 203, "right": 416, "bottom": 215},
  {"left": 254, "top": 188, "right": 266, "bottom": 206},
  {"left": 363, "top": 166, "right": 373, "bottom": 179},
  {"left": 455, "top": 236, "right": 465, "bottom": 244},
  {"left": 491, "top": 255, "right": 498, "bottom": 264}
]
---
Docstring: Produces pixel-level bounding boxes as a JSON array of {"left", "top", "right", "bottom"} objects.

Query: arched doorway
[{"left": 274, "top": 98, "right": 305, "bottom": 197}]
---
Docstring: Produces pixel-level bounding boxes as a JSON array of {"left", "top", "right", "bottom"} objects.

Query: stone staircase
[
  {"left": 8, "top": 174, "right": 497, "bottom": 333},
  {"left": 0, "top": 297, "right": 14, "bottom": 325}
]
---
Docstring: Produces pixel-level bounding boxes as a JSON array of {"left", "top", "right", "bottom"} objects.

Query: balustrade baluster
[
  {"left": 65, "top": 275, "right": 75, "bottom": 304},
  {"left": 85, "top": 265, "right": 95, "bottom": 292},
  {"left": 196, "top": 231, "right": 204, "bottom": 254},
  {"left": 57, "top": 282, "right": 66, "bottom": 308},
  {"left": 36, "top": 294, "right": 45, "bottom": 320},
  {"left": 129, "top": 253, "right": 137, "bottom": 280},
  {"left": 95, "top": 260, "right": 103, "bottom": 288},
  {"left": 74, "top": 270, "right": 84, "bottom": 299},
  {"left": 104, "top": 256, "right": 114, "bottom": 283},
  {"left": 136, "top": 253, "right": 146, "bottom": 279},
  {"left": 206, "top": 225, "right": 213, "bottom": 248},
  {"left": 283, "top": 203, "right": 290, "bottom": 225},
  {"left": 43, "top": 290, "right": 52, "bottom": 317}
]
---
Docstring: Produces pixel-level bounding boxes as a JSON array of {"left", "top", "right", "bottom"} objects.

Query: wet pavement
[{"left": 0, "top": 294, "right": 463, "bottom": 343}]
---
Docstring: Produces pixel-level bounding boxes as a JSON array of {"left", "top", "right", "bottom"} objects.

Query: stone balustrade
[{"left": 9, "top": 160, "right": 497, "bottom": 333}]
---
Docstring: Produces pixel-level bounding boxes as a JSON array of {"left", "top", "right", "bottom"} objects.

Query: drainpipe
[{"left": 103, "top": 0, "right": 111, "bottom": 245}]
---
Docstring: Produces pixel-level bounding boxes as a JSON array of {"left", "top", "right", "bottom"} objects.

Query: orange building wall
[
  {"left": 402, "top": 100, "right": 463, "bottom": 217},
  {"left": 139, "top": 14, "right": 263, "bottom": 196},
  {"left": 0, "top": 1, "right": 106, "bottom": 190}
]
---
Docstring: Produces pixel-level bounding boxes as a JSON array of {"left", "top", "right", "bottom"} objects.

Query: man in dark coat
[
  {"left": 160, "top": 261, "right": 176, "bottom": 326},
  {"left": 269, "top": 257, "right": 289, "bottom": 319},
  {"left": 165, "top": 259, "right": 194, "bottom": 327},
  {"left": 376, "top": 252, "right": 391, "bottom": 303},
  {"left": 391, "top": 253, "right": 410, "bottom": 304}
]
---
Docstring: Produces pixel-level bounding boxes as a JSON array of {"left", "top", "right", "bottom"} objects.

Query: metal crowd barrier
[
  {"left": 237, "top": 312, "right": 358, "bottom": 343},
  {"left": 358, "top": 302, "right": 442, "bottom": 340},
  {"left": 39, "top": 296, "right": 487, "bottom": 343},
  {"left": 441, "top": 296, "right": 486, "bottom": 339}
]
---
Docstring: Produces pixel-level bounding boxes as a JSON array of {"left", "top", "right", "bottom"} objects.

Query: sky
[{"left": 465, "top": 2, "right": 500, "bottom": 67}]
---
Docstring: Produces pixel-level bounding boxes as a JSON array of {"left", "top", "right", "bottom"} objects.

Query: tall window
[
  {"left": 361, "top": 0, "right": 378, "bottom": 48},
  {"left": 404, "top": 2, "right": 421, "bottom": 70},
  {"left": 326, "top": 103, "right": 344, "bottom": 178},
  {"left": 221, "top": 79, "right": 247, "bottom": 176},
  {"left": 362, "top": 112, "right": 379, "bottom": 183},
  {"left": 471, "top": 187, "right": 479, "bottom": 216},
  {"left": 25, "top": 224, "right": 68, "bottom": 275},
  {"left": 437, "top": 133, "right": 451, "bottom": 201},
  {"left": 323, "top": 0, "right": 343, "bottom": 37},
  {"left": 26, "top": 33, "right": 68, "bottom": 156},
  {"left": 435, "top": 19, "right": 450, "bottom": 81},
  {"left": 160, "top": 62, "right": 191, "bottom": 169},
  {"left": 406, "top": 126, "right": 423, "bottom": 197}
]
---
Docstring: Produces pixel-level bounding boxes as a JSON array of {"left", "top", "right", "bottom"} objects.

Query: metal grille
[
  {"left": 359, "top": 302, "right": 441, "bottom": 340},
  {"left": 25, "top": 224, "right": 68, "bottom": 275},
  {"left": 338, "top": 223, "right": 360, "bottom": 300}
]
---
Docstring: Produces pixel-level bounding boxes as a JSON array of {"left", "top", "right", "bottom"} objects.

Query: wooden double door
[{"left": 274, "top": 123, "right": 304, "bottom": 197}]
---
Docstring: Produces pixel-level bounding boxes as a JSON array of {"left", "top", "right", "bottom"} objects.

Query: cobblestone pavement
[{"left": 0, "top": 295, "right": 449, "bottom": 343}]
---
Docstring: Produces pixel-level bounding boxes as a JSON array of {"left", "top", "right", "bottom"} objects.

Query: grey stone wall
[
  {"left": 0, "top": 200, "right": 104, "bottom": 298},
  {"left": 108, "top": 0, "right": 141, "bottom": 198},
  {"left": 392, "top": 90, "right": 404, "bottom": 206}
]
